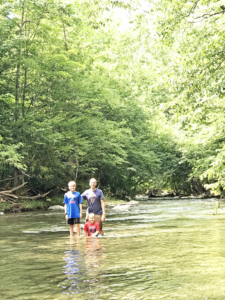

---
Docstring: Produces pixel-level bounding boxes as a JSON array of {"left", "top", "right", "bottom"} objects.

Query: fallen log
[
  {"left": 17, "top": 189, "right": 52, "bottom": 200},
  {"left": 20, "top": 188, "right": 31, "bottom": 196},
  {"left": 0, "top": 182, "right": 28, "bottom": 194},
  {"left": 4, "top": 197, "right": 16, "bottom": 203},
  {"left": 0, "top": 191, "right": 18, "bottom": 199},
  {"left": 0, "top": 182, "right": 52, "bottom": 202}
]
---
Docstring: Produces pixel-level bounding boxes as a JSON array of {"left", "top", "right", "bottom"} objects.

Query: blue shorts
[{"left": 67, "top": 218, "right": 80, "bottom": 225}]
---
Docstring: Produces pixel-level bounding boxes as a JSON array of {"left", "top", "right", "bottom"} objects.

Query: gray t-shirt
[{"left": 81, "top": 188, "right": 104, "bottom": 215}]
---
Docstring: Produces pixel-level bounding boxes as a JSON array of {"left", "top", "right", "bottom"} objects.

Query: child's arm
[
  {"left": 64, "top": 204, "right": 68, "bottom": 220},
  {"left": 84, "top": 230, "right": 88, "bottom": 237},
  {"left": 79, "top": 203, "right": 82, "bottom": 219},
  {"left": 91, "top": 230, "right": 99, "bottom": 237},
  {"left": 101, "top": 199, "right": 106, "bottom": 221},
  {"left": 79, "top": 194, "right": 83, "bottom": 219}
]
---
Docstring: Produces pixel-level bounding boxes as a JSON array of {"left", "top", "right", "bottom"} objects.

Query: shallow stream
[{"left": 1, "top": 199, "right": 225, "bottom": 300}]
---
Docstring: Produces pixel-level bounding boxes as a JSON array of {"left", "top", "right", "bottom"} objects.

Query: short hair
[
  {"left": 68, "top": 181, "right": 76, "bottom": 186},
  {"left": 88, "top": 213, "right": 95, "bottom": 219},
  {"left": 89, "top": 178, "right": 97, "bottom": 183}
]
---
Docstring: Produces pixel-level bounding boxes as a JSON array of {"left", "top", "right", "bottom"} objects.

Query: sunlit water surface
[{"left": 1, "top": 199, "right": 225, "bottom": 300}]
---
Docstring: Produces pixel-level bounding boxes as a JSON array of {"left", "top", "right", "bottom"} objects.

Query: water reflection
[
  {"left": 61, "top": 245, "right": 82, "bottom": 295},
  {"left": 84, "top": 238, "right": 103, "bottom": 276},
  {"left": 61, "top": 238, "right": 107, "bottom": 297}
]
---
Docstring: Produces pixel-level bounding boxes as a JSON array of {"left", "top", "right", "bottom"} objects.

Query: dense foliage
[{"left": 1, "top": 0, "right": 225, "bottom": 197}]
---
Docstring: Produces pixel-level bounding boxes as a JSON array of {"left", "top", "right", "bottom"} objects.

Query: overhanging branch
[
  {"left": 213, "top": 50, "right": 225, "bottom": 55},
  {"left": 188, "top": 9, "right": 225, "bottom": 23}
]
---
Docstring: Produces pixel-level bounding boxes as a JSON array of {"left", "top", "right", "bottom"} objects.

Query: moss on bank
[{"left": 0, "top": 196, "right": 62, "bottom": 213}]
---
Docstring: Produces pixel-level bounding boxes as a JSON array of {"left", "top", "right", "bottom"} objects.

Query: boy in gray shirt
[{"left": 82, "top": 178, "right": 105, "bottom": 235}]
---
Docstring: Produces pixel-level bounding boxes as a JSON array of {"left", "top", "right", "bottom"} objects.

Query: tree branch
[
  {"left": 194, "top": 10, "right": 225, "bottom": 20},
  {"left": 213, "top": 50, "right": 225, "bottom": 55},
  {"left": 187, "top": 0, "right": 200, "bottom": 17},
  {"left": 0, "top": 176, "right": 19, "bottom": 183},
  {"left": 6, "top": 16, "right": 20, "bottom": 28},
  {"left": 25, "top": 64, "right": 56, "bottom": 89},
  {"left": 2, "top": 197, "right": 16, "bottom": 203},
  {"left": 215, "top": 58, "right": 225, "bottom": 70},
  {"left": 22, "top": 20, "right": 39, "bottom": 26},
  {"left": 28, "top": 6, "right": 47, "bottom": 44},
  {"left": 20, "top": 170, "right": 33, "bottom": 178},
  {"left": 9, "top": 182, "right": 28, "bottom": 193}
]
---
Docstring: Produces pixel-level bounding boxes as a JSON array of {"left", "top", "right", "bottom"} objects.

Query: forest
[{"left": 1, "top": 0, "right": 225, "bottom": 200}]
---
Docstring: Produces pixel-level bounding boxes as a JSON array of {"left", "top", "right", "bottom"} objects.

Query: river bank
[
  {"left": 0, "top": 196, "right": 127, "bottom": 214},
  {"left": 1, "top": 192, "right": 224, "bottom": 214}
]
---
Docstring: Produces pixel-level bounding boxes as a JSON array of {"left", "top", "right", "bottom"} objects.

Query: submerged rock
[
  {"left": 112, "top": 205, "right": 131, "bottom": 211},
  {"left": 135, "top": 195, "right": 148, "bottom": 199},
  {"left": 0, "top": 212, "right": 4, "bottom": 215},
  {"left": 48, "top": 205, "right": 64, "bottom": 211},
  {"left": 127, "top": 200, "right": 140, "bottom": 205},
  {"left": 112, "top": 200, "right": 140, "bottom": 208}
]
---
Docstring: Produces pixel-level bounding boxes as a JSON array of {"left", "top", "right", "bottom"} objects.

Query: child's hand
[
  {"left": 65, "top": 214, "right": 68, "bottom": 220},
  {"left": 80, "top": 213, "right": 82, "bottom": 219}
]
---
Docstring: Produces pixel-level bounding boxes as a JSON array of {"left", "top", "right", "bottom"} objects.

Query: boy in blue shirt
[{"left": 64, "top": 181, "right": 83, "bottom": 237}]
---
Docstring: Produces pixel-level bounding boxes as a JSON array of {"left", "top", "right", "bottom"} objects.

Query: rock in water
[
  {"left": 74, "top": 224, "right": 84, "bottom": 232},
  {"left": 48, "top": 205, "right": 64, "bottom": 211},
  {"left": 10, "top": 203, "right": 24, "bottom": 212},
  {"left": 0, "top": 212, "right": 4, "bottom": 215}
]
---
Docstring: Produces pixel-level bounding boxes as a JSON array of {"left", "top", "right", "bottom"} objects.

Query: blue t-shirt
[
  {"left": 81, "top": 188, "right": 104, "bottom": 215},
  {"left": 64, "top": 191, "right": 83, "bottom": 219}
]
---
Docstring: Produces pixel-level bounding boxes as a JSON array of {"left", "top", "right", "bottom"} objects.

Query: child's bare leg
[
  {"left": 69, "top": 225, "right": 74, "bottom": 237},
  {"left": 75, "top": 224, "right": 80, "bottom": 237}
]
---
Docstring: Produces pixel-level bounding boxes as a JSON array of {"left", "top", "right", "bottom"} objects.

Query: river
[{"left": 1, "top": 198, "right": 225, "bottom": 300}]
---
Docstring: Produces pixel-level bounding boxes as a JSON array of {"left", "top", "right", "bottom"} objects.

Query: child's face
[
  {"left": 89, "top": 179, "right": 97, "bottom": 189},
  {"left": 89, "top": 215, "right": 95, "bottom": 224},
  {"left": 68, "top": 183, "right": 76, "bottom": 193}
]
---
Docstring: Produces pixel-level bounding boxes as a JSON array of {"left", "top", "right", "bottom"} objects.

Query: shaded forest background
[{"left": 1, "top": 0, "right": 225, "bottom": 199}]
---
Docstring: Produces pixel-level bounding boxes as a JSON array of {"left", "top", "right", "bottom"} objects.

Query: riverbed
[{"left": 1, "top": 198, "right": 225, "bottom": 300}]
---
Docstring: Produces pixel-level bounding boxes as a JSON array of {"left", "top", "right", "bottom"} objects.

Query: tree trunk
[
  {"left": 75, "top": 158, "right": 79, "bottom": 180},
  {"left": 63, "top": 24, "right": 68, "bottom": 51},
  {"left": 15, "top": 6, "right": 25, "bottom": 122},
  {"left": 13, "top": 168, "right": 19, "bottom": 188},
  {"left": 191, "top": 177, "right": 205, "bottom": 194},
  {"left": 13, "top": 5, "right": 25, "bottom": 188}
]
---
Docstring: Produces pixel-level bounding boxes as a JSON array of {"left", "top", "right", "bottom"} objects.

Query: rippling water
[{"left": 1, "top": 199, "right": 225, "bottom": 300}]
